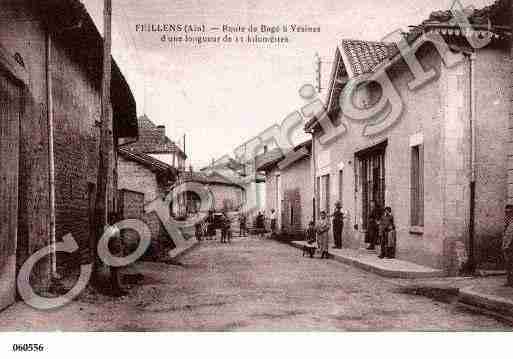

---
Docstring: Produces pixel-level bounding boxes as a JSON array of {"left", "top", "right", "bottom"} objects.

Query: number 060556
[{"left": 12, "top": 344, "right": 45, "bottom": 352}]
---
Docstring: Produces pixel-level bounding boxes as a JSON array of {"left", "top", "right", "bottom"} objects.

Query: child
[
  {"left": 317, "top": 211, "right": 330, "bottom": 259},
  {"left": 303, "top": 221, "right": 316, "bottom": 258},
  {"left": 201, "top": 220, "right": 209, "bottom": 240},
  {"left": 195, "top": 220, "right": 203, "bottom": 242}
]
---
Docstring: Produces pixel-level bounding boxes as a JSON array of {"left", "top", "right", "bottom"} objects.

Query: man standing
[
  {"left": 378, "top": 206, "right": 395, "bottom": 259},
  {"left": 256, "top": 211, "right": 265, "bottom": 238},
  {"left": 332, "top": 202, "right": 344, "bottom": 249},
  {"left": 270, "top": 209, "right": 277, "bottom": 236},
  {"left": 502, "top": 204, "right": 513, "bottom": 286},
  {"left": 239, "top": 211, "right": 247, "bottom": 237},
  {"left": 366, "top": 200, "right": 382, "bottom": 250}
]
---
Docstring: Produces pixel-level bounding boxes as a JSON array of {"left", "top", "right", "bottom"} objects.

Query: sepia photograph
[{"left": 1, "top": 0, "right": 513, "bottom": 356}]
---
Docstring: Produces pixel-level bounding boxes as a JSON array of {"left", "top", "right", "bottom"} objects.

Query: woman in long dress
[{"left": 317, "top": 211, "right": 330, "bottom": 259}]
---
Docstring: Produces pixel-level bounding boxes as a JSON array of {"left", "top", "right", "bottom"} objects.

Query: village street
[{"left": 0, "top": 237, "right": 509, "bottom": 331}]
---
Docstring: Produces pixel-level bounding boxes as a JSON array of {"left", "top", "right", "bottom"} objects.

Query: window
[
  {"left": 316, "top": 177, "right": 321, "bottom": 218},
  {"left": 320, "top": 174, "right": 330, "bottom": 214},
  {"left": 290, "top": 204, "right": 294, "bottom": 225},
  {"left": 275, "top": 174, "right": 281, "bottom": 222},
  {"left": 411, "top": 145, "right": 424, "bottom": 226},
  {"left": 338, "top": 170, "right": 343, "bottom": 206}
]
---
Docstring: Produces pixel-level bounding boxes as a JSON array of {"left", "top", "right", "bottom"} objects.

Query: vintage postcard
[{"left": 1, "top": 0, "right": 513, "bottom": 353}]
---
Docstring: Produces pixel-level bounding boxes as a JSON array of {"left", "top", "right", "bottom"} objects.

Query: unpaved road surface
[{"left": 0, "top": 237, "right": 510, "bottom": 331}]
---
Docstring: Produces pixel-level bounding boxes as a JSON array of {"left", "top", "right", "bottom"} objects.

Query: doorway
[
  {"left": 275, "top": 174, "right": 282, "bottom": 231},
  {"left": 357, "top": 141, "right": 386, "bottom": 231},
  {"left": 0, "top": 71, "right": 21, "bottom": 311}
]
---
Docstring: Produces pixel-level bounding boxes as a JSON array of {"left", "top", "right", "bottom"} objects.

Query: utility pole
[
  {"left": 314, "top": 52, "right": 322, "bottom": 93},
  {"left": 509, "top": 0, "right": 513, "bottom": 205},
  {"left": 93, "top": 0, "right": 113, "bottom": 279}
]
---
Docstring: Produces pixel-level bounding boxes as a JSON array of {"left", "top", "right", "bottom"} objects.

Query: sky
[{"left": 82, "top": 0, "right": 493, "bottom": 168}]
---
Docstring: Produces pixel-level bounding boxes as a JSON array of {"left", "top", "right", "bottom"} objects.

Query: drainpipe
[
  {"left": 46, "top": 30, "right": 57, "bottom": 278},
  {"left": 308, "top": 128, "right": 317, "bottom": 224},
  {"left": 465, "top": 51, "right": 477, "bottom": 274}
]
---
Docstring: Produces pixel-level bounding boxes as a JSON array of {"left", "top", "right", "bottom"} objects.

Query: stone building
[
  {"left": 304, "top": 1, "right": 512, "bottom": 275},
  {"left": 117, "top": 115, "right": 187, "bottom": 255},
  {"left": 122, "top": 114, "right": 186, "bottom": 169},
  {"left": 117, "top": 148, "right": 178, "bottom": 260},
  {"left": 0, "top": 0, "right": 138, "bottom": 310},
  {"left": 202, "top": 156, "right": 266, "bottom": 222},
  {"left": 118, "top": 148, "right": 177, "bottom": 205},
  {"left": 178, "top": 171, "right": 245, "bottom": 215}
]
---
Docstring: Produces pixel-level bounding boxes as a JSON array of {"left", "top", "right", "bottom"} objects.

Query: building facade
[
  {"left": 122, "top": 115, "right": 186, "bottom": 169},
  {"left": 204, "top": 156, "right": 266, "bottom": 222},
  {"left": 0, "top": 0, "right": 138, "bottom": 310},
  {"left": 179, "top": 171, "right": 245, "bottom": 215},
  {"left": 118, "top": 148, "right": 176, "bottom": 205},
  {"left": 259, "top": 142, "right": 313, "bottom": 236},
  {"left": 117, "top": 149, "right": 178, "bottom": 259},
  {"left": 305, "top": 3, "right": 511, "bottom": 274}
]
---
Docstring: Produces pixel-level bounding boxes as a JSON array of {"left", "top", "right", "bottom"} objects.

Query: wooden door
[
  {"left": 0, "top": 71, "right": 21, "bottom": 311},
  {"left": 276, "top": 174, "right": 282, "bottom": 230}
]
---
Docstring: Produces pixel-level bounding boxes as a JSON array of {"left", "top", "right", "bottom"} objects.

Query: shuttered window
[
  {"left": 339, "top": 170, "right": 343, "bottom": 206},
  {"left": 411, "top": 145, "right": 424, "bottom": 226},
  {"left": 316, "top": 177, "right": 321, "bottom": 217},
  {"left": 321, "top": 175, "right": 330, "bottom": 214}
]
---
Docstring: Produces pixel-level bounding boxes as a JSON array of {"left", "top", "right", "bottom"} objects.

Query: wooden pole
[
  {"left": 509, "top": 0, "right": 513, "bottom": 205},
  {"left": 93, "top": 0, "right": 113, "bottom": 272},
  {"left": 46, "top": 31, "right": 57, "bottom": 276}
]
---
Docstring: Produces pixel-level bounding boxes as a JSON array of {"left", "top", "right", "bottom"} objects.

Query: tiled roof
[
  {"left": 425, "top": 0, "right": 510, "bottom": 27},
  {"left": 305, "top": 0, "right": 511, "bottom": 134},
  {"left": 121, "top": 115, "right": 186, "bottom": 158},
  {"left": 118, "top": 148, "right": 176, "bottom": 175},
  {"left": 340, "top": 40, "right": 398, "bottom": 78},
  {"left": 304, "top": 40, "right": 398, "bottom": 132},
  {"left": 339, "top": 0, "right": 511, "bottom": 79},
  {"left": 200, "top": 157, "right": 245, "bottom": 173},
  {"left": 179, "top": 171, "right": 243, "bottom": 188},
  {"left": 255, "top": 148, "right": 285, "bottom": 172},
  {"left": 256, "top": 142, "right": 312, "bottom": 172},
  {"left": 137, "top": 114, "right": 158, "bottom": 128}
]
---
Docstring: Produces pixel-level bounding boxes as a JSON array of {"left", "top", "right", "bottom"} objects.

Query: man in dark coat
[
  {"left": 332, "top": 202, "right": 344, "bottom": 249},
  {"left": 256, "top": 211, "right": 265, "bottom": 238},
  {"left": 378, "top": 206, "right": 395, "bottom": 259},
  {"left": 239, "top": 211, "right": 247, "bottom": 237},
  {"left": 366, "top": 200, "right": 382, "bottom": 250}
]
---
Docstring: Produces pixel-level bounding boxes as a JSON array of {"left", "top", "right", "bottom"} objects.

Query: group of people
[
  {"left": 303, "top": 202, "right": 345, "bottom": 259},
  {"left": 250, "top": 210, "right": 277, "bottom": 238},
  {"left": 303, "top": 200, "right": 396, "bottom": 260},
  {"left": 193, "top": 209, "right": 277, "bottom": 242},
  {"left": 194, "top": 211, "right": 232, "bottom": 243},
  {"left": 366, "top": 200, "right": 396, "bottom": 259}
]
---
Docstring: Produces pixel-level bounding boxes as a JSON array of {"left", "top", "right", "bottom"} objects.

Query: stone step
[{"left": 288, "top": 240, "right": 445, "bottom": 279}]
